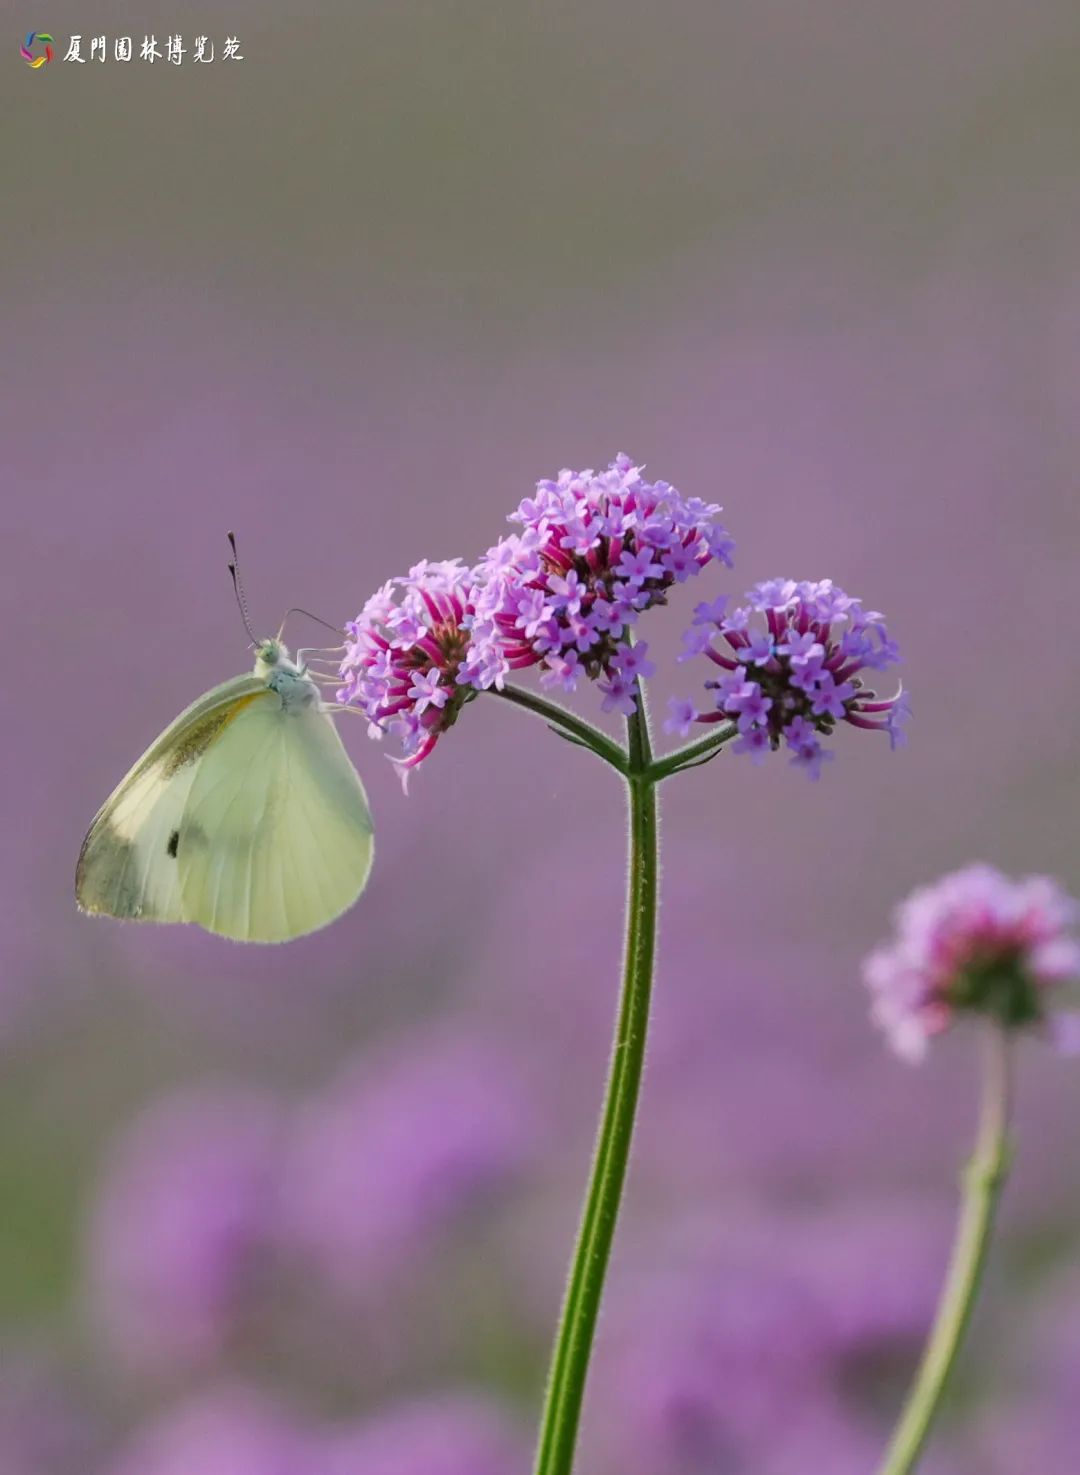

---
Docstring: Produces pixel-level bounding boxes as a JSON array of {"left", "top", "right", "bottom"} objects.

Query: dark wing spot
[{"left": 166, "top": 830, "right": 180, "bottom": 858}]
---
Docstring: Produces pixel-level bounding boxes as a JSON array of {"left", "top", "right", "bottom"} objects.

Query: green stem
[
  {"left": 491, "top": 684, "right": 628, "bottom": 772},
  {"left": 531, "top": 684, "right": 659, "bottom": 1475},
  {"left": 648, "top": 721, "right": 739, "bottom": 782},
  {"left": 876, "top": 1026, "right": 1014, "bottom": 1475}
]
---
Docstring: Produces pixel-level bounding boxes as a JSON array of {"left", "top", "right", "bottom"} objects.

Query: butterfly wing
[
  {"left": 175, "top": 695, "right": 374, "bottom": 942},
  {"left": 76, "top": 676, "right": 268, "bottom": 925}
]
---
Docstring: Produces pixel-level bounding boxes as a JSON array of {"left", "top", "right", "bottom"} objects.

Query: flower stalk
[
  {"left": 531, "top": 683, "right": 658, "bottom": 1475},
  {"left": 876, "top": 1025, "right": 1013, "bottom": 1475},
  {"left": 648, "top": 720, "right": 739, "bottom": 781},
  {"left": 491, "top": 685, "right": 629, "bottom": 774}
]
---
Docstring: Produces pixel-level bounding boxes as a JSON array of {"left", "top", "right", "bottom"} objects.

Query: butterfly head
[
  {"left": 253, "top": 638, "right": 296, "bottom": 677},
  {"left": 253, "top": 639, "right": 320, "bottom": 711}
]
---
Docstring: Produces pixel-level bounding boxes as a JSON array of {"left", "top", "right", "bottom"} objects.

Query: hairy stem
[
  {"left": 648, "top": 721, "right": 739, "bottom": 781},
  {"left": 531, "top": 686, "right": 659, "bottom": 1475},
  {"left": 876, "top": 1026, "right": 1014, "bottom": 1475},
  {"left": 492, "top": 684, "right": 628, "bottom": 772}
]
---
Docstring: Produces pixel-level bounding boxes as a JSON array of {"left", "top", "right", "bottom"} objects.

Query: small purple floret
[{"left": 664, "top": 697, "right": 698, "bottom": 737}]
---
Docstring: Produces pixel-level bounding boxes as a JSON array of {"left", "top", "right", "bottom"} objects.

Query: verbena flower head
[
  {"left": 469, "top": 454, "right": 734, "bottom": 714},
  {"left": 667, "top": 578, "right": 908, "bottom": 778},
  {"left": 863, "top": 865, "right": 1080, "bottom": 1062},
  {"left": 338, "top": 560, "right": 481, "bottom": 783}
]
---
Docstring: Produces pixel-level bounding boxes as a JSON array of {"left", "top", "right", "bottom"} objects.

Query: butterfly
[{"left": 76, "top": 629, "right": 374, "bottom": 945}]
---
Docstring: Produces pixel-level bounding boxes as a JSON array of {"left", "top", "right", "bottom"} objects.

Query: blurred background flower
[
  {"left": 318, "top": 1394, "right": 529, "bottom": 1475},
  {"left": 5, "top": 1, "right": 1080, "bottom": 1469},
  {"left": 104, "top": 1385, "right": 315, "bottom": 1475},
  {"left": 84, "top": 1087, "right": 285, "bottom": 1383},
  {"left": 278, "top": 1025, "right": 536, "bottom": 1326}
]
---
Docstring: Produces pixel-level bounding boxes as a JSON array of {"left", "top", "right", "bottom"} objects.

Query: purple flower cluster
[
  {"left": 668, "top": 578, "right": 909, "bottom": 779},
  {"left": 468, "top": 454, "right": 734, "bottom": 714},
  {"left": 337, "top": 560, "right": 480, "bottom": 784},
  {"left": 863, "top": 865, "right": 1080, "bottom": 1061},
  {"left": 335, "top": 461, "right": 914, "bottom": 794},
  {"left": 337, "top": 455, "right": 735, "bottom": 763}
]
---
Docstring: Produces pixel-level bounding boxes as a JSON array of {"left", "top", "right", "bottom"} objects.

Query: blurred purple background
[{"left": 5, "top": 3, "right": 1080, "bottom": 1470}]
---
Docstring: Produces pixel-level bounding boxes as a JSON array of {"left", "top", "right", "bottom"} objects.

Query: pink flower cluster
[
  {"left": 338, "top": 460, "right": 909, "bottom": 785},
  {"left": 338, "top": 456, "right": 734, "bottom": 771},
  {"left": 337, "top": 560, "right": 481, "bottom": 784},
  {"left": 863, "top": 865, "right": 1080, "bottom": 1061}
]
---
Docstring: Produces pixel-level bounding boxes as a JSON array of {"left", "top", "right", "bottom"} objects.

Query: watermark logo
[
  {"left": 35, "top": 33, "right": 244, "bottom": 65},
  {"left": 20, "top": 30, "right": 54, "bottom": 67}
]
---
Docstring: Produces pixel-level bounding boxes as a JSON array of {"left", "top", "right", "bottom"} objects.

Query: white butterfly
[{"left": 76, "top": 637, "right": 374, "bottom": 943}]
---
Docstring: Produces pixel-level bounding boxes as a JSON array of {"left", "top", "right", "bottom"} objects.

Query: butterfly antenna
[
  {"left": 278, "top": 607, "right": 345, "bottom": 641},
  {"left": 227, "top": 531, "right": 259, "bottom": 646}
]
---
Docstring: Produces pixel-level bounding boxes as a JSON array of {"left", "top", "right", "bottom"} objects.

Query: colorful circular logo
[{"left": 20, "top": 31, "right": 54, "bottom": 67}]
